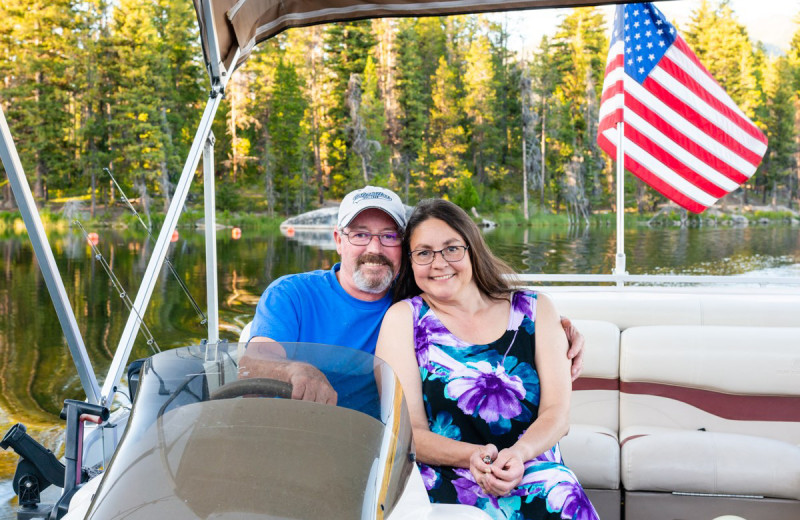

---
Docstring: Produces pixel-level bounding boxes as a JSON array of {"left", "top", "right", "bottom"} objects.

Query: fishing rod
[
  {"left": 73, "top": 220, "right": 161, "bottom": 354},
  {"left": 104, "top": 168, "right": 208, "bottom": 326}
]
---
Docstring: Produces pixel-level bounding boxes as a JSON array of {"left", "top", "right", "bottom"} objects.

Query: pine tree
[
  {"left": 323, "top": 21, "right": 377, "bottom": 196},
  {"left": 683, "top": 1, "right": 761, "bottom": 116},
  {"left": 463, "top": 32, "right": 497, "bottom": 186},
  {"left": 269, "top": 58, "right": 310, "bottom": 214},
  {"left": 359, "top": 56, "right": 390, "bottom": 182},
  {"left": 152, "top": 0, "right": 204, "bottom": 202},
  {"left": 2, "top": 0, "right": 78, "bottom": 203},
  {"left": 373, "top": 19, "right": 402, "bottom": 188},
  {"left": 759, "top": 56, "right": 795, "bottom": 205},
  {"left": 424, "top": 56, "right": 469, "bottom": 197},
  {"left": 283, "top": 26, "right": 327, "bottom": 205},
  {"left": 548, "top": 8, "right": 608, "bottom": 216}
]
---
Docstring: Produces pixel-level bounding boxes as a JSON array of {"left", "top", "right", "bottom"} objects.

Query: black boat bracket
[{"left": 0, "top": 399, "right": 109, "bottom": 520}]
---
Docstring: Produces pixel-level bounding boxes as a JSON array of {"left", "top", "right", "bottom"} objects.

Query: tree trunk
[
  {"left": 33, "top": 71, "right": 45, "bottom": 206},
  {"left": 159, "top": 107, "right": 174, "bottom": 212},
  {"left": 635, "top": 178, "right": 646, "bottom": 214},
  {"left": 540, "top": 101, "right": 546, "bottom": 209},
  {"left": 376, "top": 19, "right": 402, "bottom": 182},
  {"left": 308, "top": 26, "right": 325, "bottom": 204},
  {"left": 262, "top": 115, "right": 275, "bottom": 217},
  {"left": 522, "top": 137, "right": 528, "bottom": 221},
  {"left": 229, "top": 85, "right": 238, "bottom": 184},
  {"left": 2, "top": 184, "right": 15, "bottom": 210},
  {"left": 136, "top": 176, "right": 151, "bottom": 230}
]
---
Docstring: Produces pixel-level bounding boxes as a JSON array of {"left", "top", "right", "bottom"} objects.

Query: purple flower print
[
  {"left": 549, "top": 483, "right": 597, "bottom": 520},
  {"left": 446, "top": 361, "right": 526, "bottom": 423},
  {"left": 450, "top": 468, "right": 500, "bottom": 509},
  {"left": 418, "top": 463, "right": 440, "bottom": 491},
  {"left": 508, "top": 292, "right": 536, "bottom": 332},
  {"left": 519, "top": 462, "right": 599, "bottom": 520}
]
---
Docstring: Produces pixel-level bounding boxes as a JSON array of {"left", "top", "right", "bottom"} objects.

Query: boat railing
[{"left": 514, "top": 273, "right": 800, "bottom": 289}]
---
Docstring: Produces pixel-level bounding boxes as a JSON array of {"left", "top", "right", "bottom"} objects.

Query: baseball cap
[{"left": 337, "top": 186, "right": 407, "bottom": 230}]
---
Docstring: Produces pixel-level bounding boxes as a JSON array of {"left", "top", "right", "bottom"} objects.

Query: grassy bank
[
  {"left": 1, "top": 203, "right": 796, "bottom": 236},
  {"left": 0, "top": 207, "right": 285, "bottom": 236}
]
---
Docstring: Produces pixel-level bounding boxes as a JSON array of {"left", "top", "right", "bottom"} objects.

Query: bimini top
[{"left": 192, "top": 0, "right": 633, "bottom": 82}]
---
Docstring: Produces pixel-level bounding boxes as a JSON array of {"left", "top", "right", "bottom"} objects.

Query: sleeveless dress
[{"left": 405, "top": 291, "right": 599, "bottom": 520}]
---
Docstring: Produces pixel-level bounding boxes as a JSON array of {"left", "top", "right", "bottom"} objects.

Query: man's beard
[{"left": 352, "top": 253, "right": 395, "bottom": 294}]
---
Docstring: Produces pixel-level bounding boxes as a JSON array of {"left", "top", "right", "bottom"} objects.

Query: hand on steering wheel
[{"left": 209, "top": 378, "right": 293, "bottom": 400}]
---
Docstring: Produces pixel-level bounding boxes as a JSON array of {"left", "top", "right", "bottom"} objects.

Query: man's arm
[{"left": 560, "top": 316, "right": 585, "bottom": 382}]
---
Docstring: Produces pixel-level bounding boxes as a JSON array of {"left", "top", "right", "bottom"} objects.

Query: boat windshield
[{"left": 85, "top": 342, "right": 414, "bottom": 520}]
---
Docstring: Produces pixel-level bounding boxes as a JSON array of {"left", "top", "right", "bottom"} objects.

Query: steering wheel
[{"left": 209, "top": 378, "right": 293, "bottom": 400}]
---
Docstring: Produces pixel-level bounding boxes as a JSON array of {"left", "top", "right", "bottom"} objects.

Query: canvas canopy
[{"left": 193, "top": 0, "right": 635, "bottom": 82}]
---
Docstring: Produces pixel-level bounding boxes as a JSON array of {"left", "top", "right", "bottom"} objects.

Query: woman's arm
[
  {"left": 376, "top": 302, "right": 490, "bottom": 469},
  {"left": 486, "top": 292, "right": 572, "bottom": 495}
]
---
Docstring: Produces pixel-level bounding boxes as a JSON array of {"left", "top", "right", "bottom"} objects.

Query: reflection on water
[{"left": 0, "top": 223, "right": 799, "bottom": 515}]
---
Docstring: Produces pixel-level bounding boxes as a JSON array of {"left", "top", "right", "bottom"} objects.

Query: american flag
[{"left": 597, "top": 3, "right": 768, "bottom": 213}]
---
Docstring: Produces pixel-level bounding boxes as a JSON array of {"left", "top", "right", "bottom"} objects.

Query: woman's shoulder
[{"left": 383, "top": 298, "right": 416, "bottom": 322}]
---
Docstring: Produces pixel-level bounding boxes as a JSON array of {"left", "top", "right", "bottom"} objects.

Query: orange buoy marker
[
  {"left": 231, "top": 227, "right": 242, "bottom": 240},
  {"left": 87, "top": 232, "right": 99, "bottom": 246},
  {"left": 286, "top": 226, "right": 295, "bottom": 237},
  {"left": 170, "top": 230, "right": 179, "bottom": 243}
]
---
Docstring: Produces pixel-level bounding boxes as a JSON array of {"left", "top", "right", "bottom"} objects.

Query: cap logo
[{"left": 353, "top": 192, "right": 392, "bottom": 204}]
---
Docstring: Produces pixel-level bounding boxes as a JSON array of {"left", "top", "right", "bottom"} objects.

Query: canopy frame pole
[
  {"left": 614, "top": 119, "right": 627, "bottom": 284},
  {"left": 101, "top": 45, "right": 238, "bottom": 405},
  {"left": 0, "top": 105, "right": 101, "bottom": 404},
  {"left": 203, "top": 132, "right": 219, "bottom": 344},
  {"left": 201, "top": 0, "right": 226, "bottom": 83}
]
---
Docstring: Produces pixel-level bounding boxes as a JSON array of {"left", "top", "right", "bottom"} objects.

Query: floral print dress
[{"left": 406, "top": 291, "right": 599, "bottom": 520}]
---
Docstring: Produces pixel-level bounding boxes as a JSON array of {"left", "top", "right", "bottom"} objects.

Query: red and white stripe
[{"left": 598, "top": 37, "right": 768, "bottom": 213}]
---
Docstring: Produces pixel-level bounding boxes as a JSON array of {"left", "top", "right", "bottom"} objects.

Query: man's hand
[
  {"left": 285, "top": 362, "right": 338, "bottom": 405},
  {"left": 239, "top": 348, "right": 338, "bottom": 405},
  {"left": 561, "top": 316, "right": 585, "bottom": 382}
]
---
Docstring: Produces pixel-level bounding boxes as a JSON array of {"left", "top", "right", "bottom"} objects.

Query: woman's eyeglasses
[{"left": 409, "top": 245, "right": 469, "bottom": 265}]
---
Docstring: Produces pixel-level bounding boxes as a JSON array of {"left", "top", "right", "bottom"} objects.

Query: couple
[{"left": 247, "top": 186, "right": 599, "bottom": 519}]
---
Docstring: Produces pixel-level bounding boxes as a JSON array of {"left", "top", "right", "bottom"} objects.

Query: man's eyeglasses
[
  {"left": 341, "top": 231, "right": 402, "bottom": 247},
  {"left": 409, "top": 245, "right": 469, "bottom": 265}
]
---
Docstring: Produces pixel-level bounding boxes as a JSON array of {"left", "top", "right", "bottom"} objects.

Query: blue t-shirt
[
  {"left": 249, "top": 264, "right": 393, "bottom": 418},
  {"left": 250, "top": 263, "right": 393, "bottom": 353}
]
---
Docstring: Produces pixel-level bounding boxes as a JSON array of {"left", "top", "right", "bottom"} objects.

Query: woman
[{"left": 376, "top": 199, "right": 598, "bottom": 520}]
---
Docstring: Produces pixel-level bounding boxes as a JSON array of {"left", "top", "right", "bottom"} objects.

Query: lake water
[{"left": 0, "top": 222, "right": 799, "bottom": 516}]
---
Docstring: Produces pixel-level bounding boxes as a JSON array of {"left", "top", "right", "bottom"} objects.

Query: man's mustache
[{"left": 356, "top": 253, "right": 393, "bottom": 268}]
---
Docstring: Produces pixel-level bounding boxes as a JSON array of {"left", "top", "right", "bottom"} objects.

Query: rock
[
  {"left": 280, "top": 207, "right": 339, "bottom": 229},
  {"left": 280, "top": 204, "right": 414, "bottom": 230}
]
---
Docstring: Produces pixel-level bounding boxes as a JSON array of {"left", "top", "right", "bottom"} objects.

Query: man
[{"left": 246, "top": 186, "right": 585, "bottom": 403}]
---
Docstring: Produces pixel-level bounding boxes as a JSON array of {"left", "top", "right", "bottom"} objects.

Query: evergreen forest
[{"left": 1, "top": 1, "right": 799, "bottom": 222}]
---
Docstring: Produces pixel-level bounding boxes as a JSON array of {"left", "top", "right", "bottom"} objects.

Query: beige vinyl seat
[{"left": 619, "top": 325, "right": 800, "bottom": 520}]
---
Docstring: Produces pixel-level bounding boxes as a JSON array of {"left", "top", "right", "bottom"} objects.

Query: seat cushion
[
  {"left": 621, "top": 429, "right": 800, "bottom": 500},
  {"left": 560, "top": 424, "right": 620, "bottom": 490}
]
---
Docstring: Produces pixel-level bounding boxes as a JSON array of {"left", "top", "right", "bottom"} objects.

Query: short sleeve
[{"left": 249, "top": 278, "right": 301, "bottom": 342}]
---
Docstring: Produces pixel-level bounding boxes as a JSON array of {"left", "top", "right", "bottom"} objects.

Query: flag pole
[{"left": 614, "top": 119, "right": 627, "bottom": 283}]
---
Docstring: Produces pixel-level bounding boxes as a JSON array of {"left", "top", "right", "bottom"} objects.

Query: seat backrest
[
  {"left": 570, "top": 320, "right": 621, "bottom": 433},
  {"left": 547, "top": 289, "right": 800, "bottom": 330},
  {"left": 239, "top": 321, "right": 252, "bottom": 344},
  {"left": 619, "top": 325, "right": 800, "bottom": 444}
]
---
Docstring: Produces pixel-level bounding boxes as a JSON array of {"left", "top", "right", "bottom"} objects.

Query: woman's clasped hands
[{"left": 469, "top": 444, "right": 526, "bottom": 497}]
